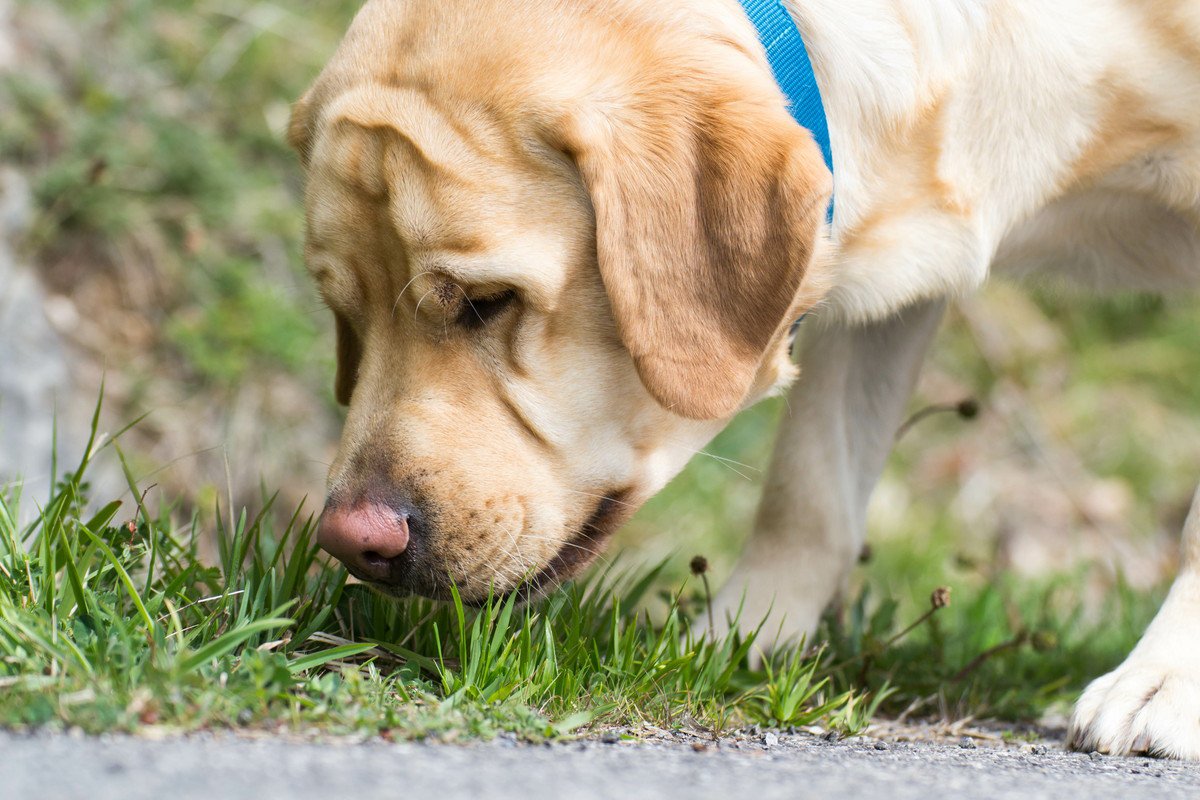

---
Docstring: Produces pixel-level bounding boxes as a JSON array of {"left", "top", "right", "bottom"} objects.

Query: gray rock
[
  {"left": 0, "top": 168, "right": 77, "bottom": 511},
  {"left": 0, "top": 0, "right": 14, "bottom": 70}
]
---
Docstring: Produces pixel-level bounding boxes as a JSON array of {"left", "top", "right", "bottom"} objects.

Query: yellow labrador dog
[{"left": 291, "top": 0, "right": 1200, "bottom": 758}]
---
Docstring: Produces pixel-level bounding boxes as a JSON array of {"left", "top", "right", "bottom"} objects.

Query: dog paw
[
  {"left": 1069, "top": 662, "right": 1200, "bottom": 759},
  {"left": 702, "top": 574, "right": 824, "bottom": 660}
]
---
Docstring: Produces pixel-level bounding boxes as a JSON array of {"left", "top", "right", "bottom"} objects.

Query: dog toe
[{"left": 1070, "top": 664, "right": 1200, "bottom": 760}]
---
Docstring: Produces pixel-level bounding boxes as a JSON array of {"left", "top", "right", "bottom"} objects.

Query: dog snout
[{"left": 317, "top": 499, "right": 411, "bottom": 582}]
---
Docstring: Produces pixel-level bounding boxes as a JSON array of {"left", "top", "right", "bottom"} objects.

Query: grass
[
  {"left": 0, "top": 397, "right": 881, "bottom": 739},
  {"left": 0, "top": 0, "right": 1192, "bottom": 744},
  {"left": 0, "top": 397, "right": 1164, "bottom": 741}
]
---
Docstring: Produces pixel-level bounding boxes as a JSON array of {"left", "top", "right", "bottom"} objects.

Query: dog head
[{"left": 289, "top": 0, "right": 832, "bottom": 600}]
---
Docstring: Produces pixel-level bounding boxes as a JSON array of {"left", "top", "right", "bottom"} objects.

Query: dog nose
[{"left": 317, "top": 501, "right": 410, "bottom": 582}]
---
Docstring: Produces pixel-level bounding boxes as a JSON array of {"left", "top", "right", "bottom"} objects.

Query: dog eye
[{"left": 458, "top": 289, "right": 517, "bottom": 329}]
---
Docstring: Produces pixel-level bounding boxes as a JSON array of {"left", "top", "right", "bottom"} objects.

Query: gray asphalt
[{"left": 5, "top": 729, "right": 1200, "bottom": 800}]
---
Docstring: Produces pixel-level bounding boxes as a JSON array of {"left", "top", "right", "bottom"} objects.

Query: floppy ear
[
  {"left": 565, "top": 73, "right": 831, "bottom": 419},
  {"left": 287, "top": 92, "right": 315, "bottom": 165},
  {"left": 333, "top": 312, "right": 362, "bottom": 406}
]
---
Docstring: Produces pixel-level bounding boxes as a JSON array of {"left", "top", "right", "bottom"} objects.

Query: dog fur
[{"left": 289, "top": 0, "right": 1200, "bottom": 758}]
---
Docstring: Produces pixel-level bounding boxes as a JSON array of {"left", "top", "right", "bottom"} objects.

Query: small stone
[
  {"left": 822, "top": 730, "right": 840, "bottom": 743},
  {"left": 600, "top": 731, "right": 621, "bottom": 744},
  {"left": 1031, "top": 745, "right": 1048, "bottom": 755},
  {"left": 692, "top": 742, "right": 708, "bottom": 753},
  {"left": 1089, "top": 751, "right": 1104, "bottom": 761},
  {"left": 763, "top": 732, "right": 779, "bottom": 748},
  {"left": 958, "top": 737, "right": 976, "bottom": 750},
  {"left": 874, "top": 741, "right": 888, "bottom": 751}
]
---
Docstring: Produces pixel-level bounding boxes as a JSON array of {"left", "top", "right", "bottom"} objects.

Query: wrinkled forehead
[{"left": 302, "top": 85, "right": 582, "bottom": 307}]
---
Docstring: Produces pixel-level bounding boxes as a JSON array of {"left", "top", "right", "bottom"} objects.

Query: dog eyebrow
[
  {"left": 409, "top": 254, "right": 515, "bottom": 288},
  {"left": 427, "top": 236, "right": 490, "bottom": 256}
]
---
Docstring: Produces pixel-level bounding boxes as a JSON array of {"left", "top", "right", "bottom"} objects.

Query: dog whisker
[
  {"left": 488, "top": 522, "right": 613, "bottom": 583},
  {"left": 561, "top": 489, "right": 640, "bottom": 510},
  {"left": 519, "top": 531, "right": 609, "bottom": 563},
  {"left": 673, "top": 444, "right": 760, "bottom": 472},
  {"left": 391, "top": 270, "right": 437, "bottom": 319},
  {"left": 658, "top": 439, "right": 758, "bottom": 481},
  {"left": 412, "top": 287, "right": 439, "bottom": 320},
  {"left": 484, "top": 522, "right": 537, "bottom": 588},
  {"left": 448, "top": 282, "right": 489, "bottom": 327}
]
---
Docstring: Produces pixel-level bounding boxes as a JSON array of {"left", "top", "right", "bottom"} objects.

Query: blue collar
[{"left": 738, "top": 0, "right": 834, "bottom": 175}]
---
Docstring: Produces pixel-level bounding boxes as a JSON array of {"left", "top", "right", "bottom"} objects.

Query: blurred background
[{"left": 3, "top": 0, "right": 1200, "bottom": 623}]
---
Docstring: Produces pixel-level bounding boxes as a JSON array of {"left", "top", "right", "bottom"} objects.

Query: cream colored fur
[
  {"left": 721, "top": 0, "right": 1200, "bottom": 760},
  {"left": 292, "top": 0, "right": 1200, "bottom": 760}
]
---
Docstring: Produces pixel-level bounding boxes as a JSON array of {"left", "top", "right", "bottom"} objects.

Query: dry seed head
[{"left": 1030, "top": 630, "right": 1058, "bottom": 652}]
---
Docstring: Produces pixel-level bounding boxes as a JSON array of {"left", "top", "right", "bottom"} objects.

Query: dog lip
[
  {"left": 515, "top": 488, "right": 634, "bottom": 599},
  {"left": 343, "top": 564, "right": 412, "bottom": 595},
  {"left": 343, "top": 562, "right": 439, "bottom": 600}
]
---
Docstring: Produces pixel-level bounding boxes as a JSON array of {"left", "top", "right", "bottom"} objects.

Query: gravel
[{"left": 4, "top": 728, "right": 1200, "bottom": 800}]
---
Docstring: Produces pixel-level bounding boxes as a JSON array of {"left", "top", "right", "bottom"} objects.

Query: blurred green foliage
[
  {"left": 1, "top": 0, "right": 360, "bottom": 387},
  {"left": 3, "top": 0, "right": 1200, "bottom": 728}
]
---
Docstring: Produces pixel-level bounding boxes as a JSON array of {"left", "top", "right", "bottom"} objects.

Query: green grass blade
[
  {"left": 287, "top": 642, "right": 376, "bottom": 674},
  {"left": 76, "top": 524, "right": 155, "bottom": 634},
  {"left": 177, "top": 616, "right": 294, "bottom": 675}
]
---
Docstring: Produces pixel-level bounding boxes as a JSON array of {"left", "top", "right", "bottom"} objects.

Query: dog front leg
[
  {"left": 711, "top": 299, "right": 946, "bottom": 648},
  {"left": 1070, "top": 486, "right": 1200, "bottom": 759}
]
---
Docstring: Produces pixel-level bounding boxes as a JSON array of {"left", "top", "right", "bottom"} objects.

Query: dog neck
[
  {"left": 783, "top": 0, "right": 987, "bottom": 222},
  {"left": 741, "top": 1, "right": 988, "bottom": 405},
  {"left": 779, "top": 1, "right": 1008, "bottom": 323}
]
